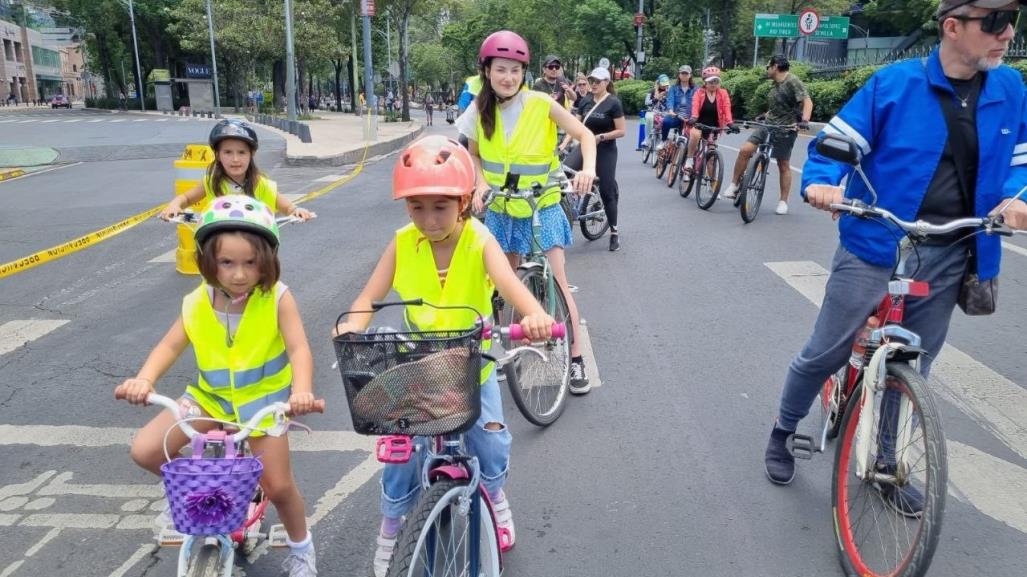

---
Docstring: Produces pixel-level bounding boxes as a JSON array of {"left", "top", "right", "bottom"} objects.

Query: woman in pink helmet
[
  {"left": 455, "top": 30, "right": 597, "bottom": 397},
  {"left": 682, "top": 66, "right": 735, "bottom": 182}
]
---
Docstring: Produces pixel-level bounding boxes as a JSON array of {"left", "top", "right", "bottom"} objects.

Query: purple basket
[{"left": 161, "top": 456, "right": 263, "bottom": 535}]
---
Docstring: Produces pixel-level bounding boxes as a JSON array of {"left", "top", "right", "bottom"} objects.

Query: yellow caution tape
[
  {"left": 0, "top": 203, "right": 166, "bottom": 280},
  {"left": 294, "top": 113, "right": 373, "bottom": 205},
  {"left": 0, "top": 168, "right": 26, "bottom": 182}
]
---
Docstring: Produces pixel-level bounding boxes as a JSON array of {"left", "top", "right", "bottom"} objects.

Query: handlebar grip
[
  {"left": 506, "top": 322, "right": 566, "bottom": 341},
  {"left": 287, "top": 399, "right": 326, "bottom": 416},
  {"left": 371, "top": 299, "right": 423, "bottom": 311}
]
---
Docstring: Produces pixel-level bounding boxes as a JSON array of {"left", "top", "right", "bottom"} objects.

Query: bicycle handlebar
[
  {"left": 482, "top": 322, "right": 567, "bottom": 341},
  {"left": 742, "top": 120, "right": 798, "bottom": 132},
  {"left": 829, "top": 199, "right": 1017, "bottom": 237}
]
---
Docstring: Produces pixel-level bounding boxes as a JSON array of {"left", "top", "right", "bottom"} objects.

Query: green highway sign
[{"left": 754, "top": 13, "right": 850, "bottom": 40}]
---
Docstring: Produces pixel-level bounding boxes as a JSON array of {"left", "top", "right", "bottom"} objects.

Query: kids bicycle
[
  {"left": 790, "top": 133, "right": 1025, "bottom": 577},
  {"left": 483, "top": 173, "right": 577, "bottom": 426},
  {"left": 114, "top": 392, "right": 324, "bottom": 577},
  {"left": 333, "top": 300, "right": 565, "bottom": 577},
  {"left": 558, "top": 163, "right": 609, "bottom": 241}
]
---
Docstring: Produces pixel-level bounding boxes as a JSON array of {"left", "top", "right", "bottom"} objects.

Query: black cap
[
  {"left": 768, "top": 54, "right": 790, "bottom": 71},
  {"left": 544, "top": 55, "right": 562, "bottom": 67}
]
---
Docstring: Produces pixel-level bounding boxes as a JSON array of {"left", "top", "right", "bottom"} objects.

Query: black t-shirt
[
  {"left": 697, "top": 93, "right": 719, "bottom": 127},
  {"left": 918, "top": 73, "right": 982, "bottom": 244},
  {"left": 577, "top": 94, "right": 624, "bottom": 147}
]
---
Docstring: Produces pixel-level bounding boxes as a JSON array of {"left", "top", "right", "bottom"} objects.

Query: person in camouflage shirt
[{"left": 723, "top": 55, "right": 813, "bottom": 215}]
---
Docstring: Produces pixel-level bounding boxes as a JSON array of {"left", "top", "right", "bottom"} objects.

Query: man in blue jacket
[{"left": 764, "top": 0, "right": 1027, "bottom": 513}]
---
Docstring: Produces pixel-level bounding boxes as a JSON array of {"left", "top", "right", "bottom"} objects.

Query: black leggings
[{"left": 566, "top": 143, "right": 619, "bottom": 229}]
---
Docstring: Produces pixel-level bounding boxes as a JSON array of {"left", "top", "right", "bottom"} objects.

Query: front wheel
[
  {"left": 500, "top": 267, "right": 572, "bottom": 426},
  {"left": 388, "top": 479, "right": 501, "bottom": 577},
  {"left": 641, "top": 133, "right": 655, "bottom": 165},
  {"left": 186, "top": 544, "right": 226, "bottom": 577},
  {"left": 654, "top": 144, "right": 669, "bottom": 179},
  {"left": 579, "top": 191, "right": 609, "bottom": 241},
  {"left": 695, "top": 150, "right": 724, "bottom": 210},
  {"left": 739, "top": 154, "right": 767, "bottom": 223},
  {"left": 666, "top": 144, "right": 685, "bottom": 188},
  {"left": 832, "top": 362, "right": 945, "bottom": 577}
]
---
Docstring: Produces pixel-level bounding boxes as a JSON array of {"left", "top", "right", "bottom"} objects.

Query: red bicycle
[{"left": 677, "top": 123, "right": 738, "bottom": 206}]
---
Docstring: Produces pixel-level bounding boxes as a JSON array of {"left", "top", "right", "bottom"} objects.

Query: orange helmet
[{"left": 392, "top": 135, "right": 476, "bottom": 200}]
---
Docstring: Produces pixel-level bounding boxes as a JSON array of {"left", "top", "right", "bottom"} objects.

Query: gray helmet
[{"left": 209, "top": 119, "right": 259, "bottom": 151}]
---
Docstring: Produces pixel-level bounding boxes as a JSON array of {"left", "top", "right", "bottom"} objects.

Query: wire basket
[
  {"left": 333, "top": 327, "right": 483, "bottom": 436},
  {"left": 161, "top": 456, "right": 263, "bottom": 536}
]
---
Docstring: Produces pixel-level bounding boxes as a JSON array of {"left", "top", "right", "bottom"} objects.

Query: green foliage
[
  {"left": 613, "top": 79, "right": 651, "bottom": 115},
  {"left": 720, "top": 67, "right": 763, "bottom": 120},
  {"left": 410, "top": 43, "right": 456, "bottom": 87},
  {"left": 746, "top": 80, "right": 772, "bottom": 120},
  {"left": 806, "top": 79, "right": 847, "bottom": 122},
  {"left": 1006, "top": 60, "right": 1027, "bottom": 84},
  {"left": 842, "top": 65, "right": 883, "bottom": 96}
]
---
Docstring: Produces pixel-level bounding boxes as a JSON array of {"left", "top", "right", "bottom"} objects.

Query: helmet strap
[{"left": 217, "top": 288, "right": 251, "bottom": 347}]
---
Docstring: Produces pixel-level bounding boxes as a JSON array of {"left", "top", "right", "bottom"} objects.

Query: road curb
[
  {"left": 0, "top": 168, "right": 25, "bottom": 181},
  {"left": 285, "top": 124, "right": 425, "bottom": 167}
]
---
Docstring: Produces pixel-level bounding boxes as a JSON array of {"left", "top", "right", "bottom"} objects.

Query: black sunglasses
[
  {"left": 949, "top": 10, "right": 1020, "bottom": 35},
  {"left": 545, "top": 64, "right": 561, "bottom": 70}
]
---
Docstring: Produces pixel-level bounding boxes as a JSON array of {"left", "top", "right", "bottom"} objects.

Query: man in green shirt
[{"left": 723, "top": 55, "right": 813, "bottom": 215}]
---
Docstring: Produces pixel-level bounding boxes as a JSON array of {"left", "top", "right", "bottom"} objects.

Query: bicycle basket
[
  {"left": 333, "top": 327, "right": 483, "bottom": 436},
  {"left": 161, "top": 456, "right": 263, "bottom": 535}
]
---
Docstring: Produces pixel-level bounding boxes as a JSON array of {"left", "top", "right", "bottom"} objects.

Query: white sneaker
[
  {"left": 684, "top": 158, "right": 694, "bottom": 169},
  {"left": 775, "top": 200, "right": 789, "bottom": 215},
  {"left": 493, "top": 494, "right": 516, "bottom": 552},
  {"left": 282, "top": 545, "right": 318, "bottom": 577},
  {"left": 372, "top": 533, "right": 396, "bottom": 577},
  {"left": 722, "top": 182, "right": 739, "bottom": 199}
]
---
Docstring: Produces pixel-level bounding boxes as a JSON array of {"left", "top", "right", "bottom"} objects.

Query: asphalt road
[{"left": 1, "top": 112, "right": 1026, "bottom": 577}]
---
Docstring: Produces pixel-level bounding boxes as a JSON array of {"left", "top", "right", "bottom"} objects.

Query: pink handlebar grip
[{"left": 506, "top": 322, "right": 566, "bottom": 341}]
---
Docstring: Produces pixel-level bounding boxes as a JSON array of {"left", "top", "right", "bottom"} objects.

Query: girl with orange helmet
[{"left": 332, "top": 135, "right": 557, "bottom": 576}]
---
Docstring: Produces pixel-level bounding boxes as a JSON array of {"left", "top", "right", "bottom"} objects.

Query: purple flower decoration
[{"left": 184, "top": 488, "right": 236, "bottom": 526}]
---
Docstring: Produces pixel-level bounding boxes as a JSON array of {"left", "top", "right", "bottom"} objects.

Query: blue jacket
[
  {"left": 802, "top": 48, "right": 1027, "bottom": 281},
  {"left": 667, "top": 83, "right": 697, "bottom": 117}
]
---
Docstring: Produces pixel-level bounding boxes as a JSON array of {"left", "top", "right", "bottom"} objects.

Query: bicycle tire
[
  {"left": 666, "top": 144, "right": 685, "bottom": 187},
  {"left": 559, "top": 195, "right": 575, "bottom": 229},
  {"left": 187, "top": 544, "right": 224, "bottom": 577},
  {"left": 502, "top": 267, "right": 572, "bottom": 426},
  {"left": 832, "top": 363, "right": 945, "bottom": 577},
  {"left": 655, "top": 145, "right": 669, "bottom": 179},
  {"left": 641, "top": 134, "right": 654, "bottom": 165},
  {"left": 821, "top": 369, "right": 849, "bottom": 441},
  {"left": 695, "top": 149, "right": 724, "bottom": 210},
  {"left": 387, "top": 479, "right": 501, "bottom": 577},
  {"left": 678, "top": 153, "right": 696, "bottom": 198},
  {"left": 579, "top": 191, "right": 609, "bottom": 241},
  {"left": 739, "top": 154, "right": 767, "bottom": 223}
]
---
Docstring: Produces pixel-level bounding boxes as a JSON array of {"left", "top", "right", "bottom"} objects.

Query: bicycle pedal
[
  {"left": 268, "top": 524, "right": 289, "bottom": 548},
  {"left": 787, "top": 434, "right": 816, "bottom": 460},
  {"left": 158, "top": 526, "right": 186, "bottom": 547},
  {"left": 376, "top": 435, "right": 414, "bottom": 464}
]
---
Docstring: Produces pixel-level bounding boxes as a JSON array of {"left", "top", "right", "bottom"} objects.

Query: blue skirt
[{"left": 485, "top": 204, "right": 572, "bottom": 255}]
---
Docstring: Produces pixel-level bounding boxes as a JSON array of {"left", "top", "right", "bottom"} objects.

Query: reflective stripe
[
  {"left": 481, "top": 159, "right": 505, "bottom": 174},
  {"left": 827, "top": 116, "right": 872, "bottom": 155},
  {"left": 1014, "top": 143, "right": 1027, "bottom": 155},
  {"left": 508, "top": 163, "right": 551, "bottom": 176},
  {"left": 185, "top": 388, "right": 235, "bottom": 416},
  {"left": 233, "top": 350, "right": 289, "bottom": 389},
  {"left": 200, "top": 368, "right": 230, "bottom": 389},
  {"left": 1012, "top": 153, "right": 1027, "bottom": 167},
  {"left": 237, "top": 386, "right": 292, "bottom": 422}
]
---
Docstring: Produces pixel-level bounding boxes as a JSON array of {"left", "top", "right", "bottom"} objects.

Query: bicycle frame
[{"left": 689, "top": 125, "right": 722, "bottom": 175}]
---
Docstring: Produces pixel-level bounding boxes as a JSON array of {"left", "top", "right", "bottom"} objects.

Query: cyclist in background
[
  {"left": 722, "top": 55, "right": 811, "bottom": 215},
  {"left": 763, "top": 1, "right": 1027, "bottom": 512},
  {"left": 681, "top": 66, "right": 734, "bottom": 182},
  {"left": 659, "top": 65, "right": 698, "bottom": 148},
  {"left": 456, "top": 30, "right": 598, "bottom": 394},
  {"left": 643, "top": 75, "right": 671, "bottom": 151}
]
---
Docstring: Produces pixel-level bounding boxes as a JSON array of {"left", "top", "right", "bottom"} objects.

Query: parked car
[{"left": 50, "top": 94, "right": 71, "bottom": 109}]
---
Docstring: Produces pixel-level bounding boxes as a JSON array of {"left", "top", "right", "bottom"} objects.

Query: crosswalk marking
[
  {"left": 61, "top": 119, "right": 81, "bottom": 123},
  {"left": 109, "top": 119, "right": 126, "bottom": 123},
  {"left": 1003, "top": 241, "right": 1027, "bottom": 258},
  {"left": 147, "top": 248, "right": 176, "bottom": 263},
  {"left": 766, "top": 260, "right": 1027, "bottom": 534},
  {"left": 155, "top": 118, "right": 169, "bottom": 122},
  {"left": 132, "top": 118, "right": 148, "bottom": 122},
  {"left": 87, "top": 118, "right": 104, "bottom": 122},
  {"left": 40, "top": 119, "right": 59, "bottom": 123},
  {"left": 0, "top": 320, "right": 70, "bottom": 356}
]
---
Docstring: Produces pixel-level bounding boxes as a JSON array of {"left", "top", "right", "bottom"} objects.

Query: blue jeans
[
  {"left": 380, "top": 368, "right": 511, "bottom": 519},
  {"left": 661, "top": 115, "right": 684, "bottom": 141},
  {"left": 777, "top": 243, "right": 968, "bottom": 432}
]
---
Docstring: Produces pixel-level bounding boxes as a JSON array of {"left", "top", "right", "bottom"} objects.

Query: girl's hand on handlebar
[
  {"left": 288, "top": 392, "right": 320, "bottom": 416},
  {"left": 572, "top": 169, "right": 596, "bottom": 195},
  {"left": 115, "top": 378, "right": 155, "bottom": 405},
  {"left": 290, "top": 207, "right": 317, "bottom": 222},
  {"left": 159, "top": 204, "right": 183, "bottom": 222},
  {"left": 518, "top": 312, "right": 556, "bottom": 342},
  {"left": 472, "top": 182, "right": 490, "bottom": 214},
  {"left": 805, "top": 184, "right": 845, "bottom": 218},
  {"left": 990, "top": 198, "right": 1027, "bottom": 230},
  {"left": 332, "top": 321, "right": 361, "bottom": 338}
]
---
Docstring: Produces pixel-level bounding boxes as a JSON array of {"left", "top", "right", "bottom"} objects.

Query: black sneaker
[
  {"left": 764, "top": 426, "right": 796, "bottom": 485},
  {"left": 609, "top": 234, "right": 620, "bottom": 252},
  {"left": 874, "top": 466, "right": 924, "bottom": 518},
  {"left": 569, "top": 361, "right": 591, "bottom": 395}
]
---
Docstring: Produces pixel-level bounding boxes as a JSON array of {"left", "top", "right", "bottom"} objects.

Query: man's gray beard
[{"left": 975, "top": 55, "right": 1005, "bottom": 71}]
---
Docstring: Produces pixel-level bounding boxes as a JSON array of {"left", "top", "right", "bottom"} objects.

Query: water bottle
[{"left": 848, "top": 316, "right": 881, "bottom": 371}]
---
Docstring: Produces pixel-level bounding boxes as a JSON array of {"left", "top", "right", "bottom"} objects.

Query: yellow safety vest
[
  {"left": 182, "top": 282, "right": 292, "bottom": 429},
  {"left": 476, "top": 90, "right": 562, "bottom": 218},
  {"left": 392, "top": 219, "right": 495, "bottom": 382},
  {"left": 203, "top": 174, "right": 279, "bottom": 213},
  {"left": 466, "top": 75, "right": 483, "bottom": 97}
]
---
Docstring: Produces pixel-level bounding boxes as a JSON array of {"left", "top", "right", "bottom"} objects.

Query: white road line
[
  {"left": 37, "top": 471, "right": 163, "bottom": 499},
  {"left": 0, "top": 119, "right": 18, "bottom": 123},
  {"left": 0, "top": 161, "right": 82, "bottom": 184},
  {"left": 40, "top": 119, "right": 59, "bottom": 123},
  {"left": 108, "top": 544, "right": 158, "bottom": 577},
  {"left": 61, "top": 119, "right": 81, "bottom": 123},
  {"left": 155, "top": 118, "right": 169, "bottom": 122},
  {"left": 87, "top": 118, "right": 104, "bottom": 123},
  {"left": 147, "top": 248, "right": 176, "bottom": 263},
  {"left": 0, "top": 424, "right": 377, "bottom": 453},
  {"left": 281, "top": 192, "right": 305, "bottom": 202},
  {"left": 948, "top": 440, "right": 1027, "bottom": 534},
  {"left": 0, "top": 471, "right": 56, "bottom": 501},
  {"left": 577, "top": 320, "right": 602, "bottom": 388},
  {"left": 24, "top": 527, "right": 60, "bottom": 556},
  {"left": 133, "top": 118, "right": 148, "bottom": 122},
  {"left": 0, "top": 320, "right": 70, "bottom": 356},
  {"left": 765, "top": 260, "right": 1027, "bottom": 463},
  {"left": 719, "top": 143, "right": 803, "bottom": 175},
  {"left": 109, "top": 119, "right": 126, "bottom": 123},
  {"left": 314, "top": 174, "right": 345, "bottom": 182},
  {"left": 19, "top": 513, "right": 121, "bottom": 528},
  {"left": 0, "top": 514, "right": 20, "bottom": 526},
  {"left": 1002, "top": 240, "right": 1027, "bottom": 258},
  {"left": 176, "top": 118, "right": 190, "bottom": 122},
  {"left": 0, "top": 561, "right": 24, "bottom": 577},
  {"left": 16, "top": 119, "right": 35, "bottom": 123}
]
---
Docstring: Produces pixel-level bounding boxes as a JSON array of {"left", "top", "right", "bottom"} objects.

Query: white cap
[
  {"left": 588, "top": 67, "right": 611, "bottom": 82},
  {"left": 704, "top": 75, "right": 721, "bottom": 83}
]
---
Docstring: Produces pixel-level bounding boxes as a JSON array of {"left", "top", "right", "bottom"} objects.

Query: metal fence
[{"left": 808, "top": 39, "right": 1027, "bottom": 74}]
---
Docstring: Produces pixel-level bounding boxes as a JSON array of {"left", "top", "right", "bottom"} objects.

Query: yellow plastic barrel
[{"left": 173, "top": 144, "right": 214, "bottom": 274}]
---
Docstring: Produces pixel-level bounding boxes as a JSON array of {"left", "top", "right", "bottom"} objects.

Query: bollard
[
  {"left": 637, "top": 109, "right": 646, "bottom": 151},
  {"left": 298, "top": 123, "right": 312, "bottom": 143},
  {"left": 172, "top": 144, "right": 215, "bottom": 275},
  {"left": 288, "top": 120, "right": 299, "bottom": 135}
]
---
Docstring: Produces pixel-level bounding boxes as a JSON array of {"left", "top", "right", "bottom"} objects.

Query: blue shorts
[{"left": 485, "top": 203, "right": 572, "bottom": 255}]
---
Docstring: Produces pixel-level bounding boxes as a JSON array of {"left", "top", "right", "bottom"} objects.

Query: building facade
[{"left": 0, "top": 17, "right": 88, "bottom": 103}]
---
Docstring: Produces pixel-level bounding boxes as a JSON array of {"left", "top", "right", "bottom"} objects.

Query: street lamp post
[
  {"left": 285, "top": 0, "right": 298, "bottom": 122},
  {"left": 127, "top": 0, "right": 144, "bottom": 111},
  {"left": 205, "top": 0, "right": 221, "bottom": 117}
]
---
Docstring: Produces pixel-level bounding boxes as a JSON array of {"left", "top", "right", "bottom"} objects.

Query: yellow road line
[{"left": 0, "top": 168, "right": 26, "bottom": 182}]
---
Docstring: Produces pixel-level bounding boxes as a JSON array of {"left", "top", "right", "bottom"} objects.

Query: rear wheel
[
  {"left": 666, "top": 144, "right": 685, "bottom": 187},
  {"left": 579, "top": 191, "right": 609, "bottom": 241},
  {"left": 695, "top": 149, "right": 724, "bottom": 210},
  {"left": 678, "top": 152, "right": 696, "bottom": 198},
  {"left": 500, "top": 267, "right": 572, "bottom": 426},
  {"left": 641, "top": 133, "right": 655, "bottom": 165},
  {"left": 654, "top": 143, "right": 669, "bottom": 179},
  {"left": 832, "top": 363, "right": 945, "bottom": 577},
  {"left": 739, "top": 154, "right": 767, "bottom": 223},
  {"left": 387, "top": 479, "right": 501, "bottom": 577}
]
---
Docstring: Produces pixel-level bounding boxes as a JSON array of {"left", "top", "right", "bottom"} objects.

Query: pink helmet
[
  {"left": 478, "top": 31, "right": 530, "bottom": 66},
  {"left": 702, "top": 66, "right": 722, "bottom": 82}
]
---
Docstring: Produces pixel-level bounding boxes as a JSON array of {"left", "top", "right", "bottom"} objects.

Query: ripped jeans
[{"left": 380, "top": 367, "right": 511, "bottom": 519}]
